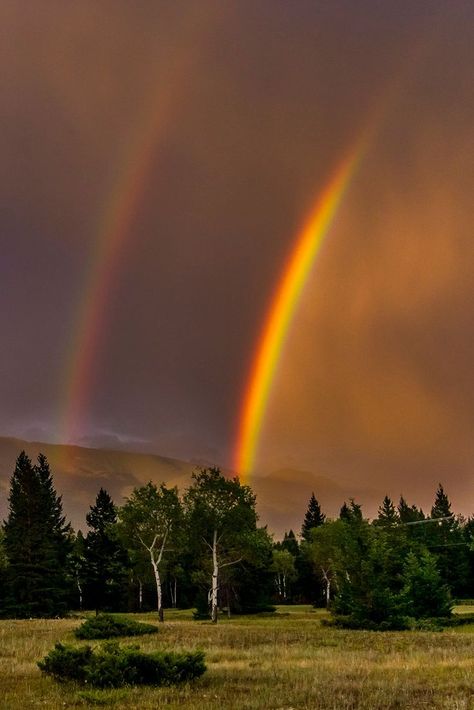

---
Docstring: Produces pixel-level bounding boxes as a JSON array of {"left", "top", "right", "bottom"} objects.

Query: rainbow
[
  {"left": 234, "top": 139, "right": 366, "bottom": 481},
  {"left": 60, "top": 104, "right": 163, "bottom": 445},
  {"left": 59, "top": 8, "right": 219, "bottom": 446}
]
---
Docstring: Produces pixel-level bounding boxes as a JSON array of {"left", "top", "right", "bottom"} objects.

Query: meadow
[{"left": 0, "top": 606, "right": 473, "bottom": 709}]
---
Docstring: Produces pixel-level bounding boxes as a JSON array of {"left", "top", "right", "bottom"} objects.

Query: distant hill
[
  {"left": 0, "top": 437, "right": 195, "bottom": 533},
  {"left": 0, "top": 437, "right": 382, "bottom": 537}
]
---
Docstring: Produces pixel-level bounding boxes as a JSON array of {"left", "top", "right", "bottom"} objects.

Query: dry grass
[{"left": 0, "top": 606, "right": 473, "bottom": 709}]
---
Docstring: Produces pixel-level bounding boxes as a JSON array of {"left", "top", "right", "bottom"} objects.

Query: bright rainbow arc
[{"left": 234, "top": 141, "right": 365, "bottom": 481}]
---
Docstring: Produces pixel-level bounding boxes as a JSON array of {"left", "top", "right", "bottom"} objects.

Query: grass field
[{"left": 0, "top": 606, "right": 473, "bottom": 709}]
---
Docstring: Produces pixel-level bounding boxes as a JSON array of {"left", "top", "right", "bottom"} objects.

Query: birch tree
[
  {"left": 271, "top": 549, "right": 296, "bottom": 602},
  {"left": 185, "top": 467, "right": 257, "bottom": 623},
  {"left": 305, "top": 521, "right": 346, "bottom": 607},
  {"left": 118, "top": 482, "right": 182, "bottom": 622}
]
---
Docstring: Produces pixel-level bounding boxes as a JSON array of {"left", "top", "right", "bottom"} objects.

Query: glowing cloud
[{"left": 234, "top": 140, "right": 365, "bottom": 481}]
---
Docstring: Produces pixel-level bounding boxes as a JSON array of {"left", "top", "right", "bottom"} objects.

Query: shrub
[
  {"left": 75, "top": 613, "right": 158, "bottom": 639},
  {"left": 37, "top": 643, "right": 93, "bottom": 682},
  {"left": 38, "top": 642, "right": 206, "bottom": 688},
  {"left": 324, "top": 614, "right": 414, "bottom": 631}
]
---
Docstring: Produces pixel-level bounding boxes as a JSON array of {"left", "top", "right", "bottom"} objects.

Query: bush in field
[
  {"left": 38, "top": 641, "right": 206, "bottom": 687},
  {"left": 37, "top": 643, "right": 93, "bottom": 682},
  {"left": 75, "top": 613, "right": 158, "bottom": 639}
]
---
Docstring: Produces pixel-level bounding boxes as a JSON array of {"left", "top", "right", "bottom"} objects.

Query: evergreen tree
[
  {"left": 398, "top": 496, "right": 425, "bottom": 524},
  {"left": 83, "top": 489, "right": 129, "bottom": 613},
  {"left": 3, "top": 452, "right": 72, "bottom": 617},
  {"left": 375, "top": 496, "right": 399, "bottom": 526},
  {"left": 339, "top": 499, "right": 363, "bottom": 523},
  {"left": 428, "top": 484, "right": 468, "bottom": 597},
  {"left": 430, "top": 484, "right": 453, "bottom": 520},
  {"left": 281, "top": 530, "right": 299, "bottom": 557},
  {"left": 399, "top": 549, "right": 452, "bottom": 618},
  {"left": 301, "top": 494, "right": 326, "bottom": 542}
]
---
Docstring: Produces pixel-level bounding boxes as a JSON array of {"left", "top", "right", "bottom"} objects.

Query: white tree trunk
[
  {"left": 211, "top": 528, "right": 218, "bottom": 623},
  {"left": 138, "top": 579, "right": 143, "bottom": 610},
  {"left": 77, "top": 578, "right": 83, "bottom": 611},
  {"left": 322, "top": 569, "right": 331, "bottom": 607},
  {"left": 151, "top": 554, "right": 164, "bottom": 622}
]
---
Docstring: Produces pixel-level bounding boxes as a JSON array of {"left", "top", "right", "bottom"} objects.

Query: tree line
[{"left": 0, "top": 451, "right": 472, "bottom": 627}]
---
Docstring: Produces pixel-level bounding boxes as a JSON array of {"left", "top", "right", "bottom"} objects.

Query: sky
[{"left": 1, "top": 1, "right": 473, "bottom": 513}]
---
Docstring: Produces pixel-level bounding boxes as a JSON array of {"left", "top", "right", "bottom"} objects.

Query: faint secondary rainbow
[
  {"left": 59, "top": 7, "right": 221, "bottom": 447},
  {"left": 59, "top": 100, "right": 167, "bottom": 446},
  {"left": 234, "top": 139, "right": 366, "bottom": 481}
]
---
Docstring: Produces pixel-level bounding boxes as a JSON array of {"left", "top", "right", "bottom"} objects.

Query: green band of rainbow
[{"left": 234, "top": 140, "right": 366, "bottom": 481}]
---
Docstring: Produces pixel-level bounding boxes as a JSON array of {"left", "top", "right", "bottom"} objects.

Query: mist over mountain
[{"left": 2, "top": 436, "right": 466, "bottom": 537}]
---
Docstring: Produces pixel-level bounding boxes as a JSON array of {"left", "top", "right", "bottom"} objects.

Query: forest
[{"left": 1, "top": 451, "right": 473, "bottom": 631}]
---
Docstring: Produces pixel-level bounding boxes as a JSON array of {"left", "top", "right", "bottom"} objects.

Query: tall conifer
[
  {"left": 83, "top": 488, "right": 129, "bottom": 613},
  {"left": 3, "top": 452, "right": 71, "bottom": 617},
  {"left": 301, "top": 493, "right": 326, "bottom": 542}
]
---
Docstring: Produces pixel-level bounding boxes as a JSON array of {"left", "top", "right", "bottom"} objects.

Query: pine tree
[
  {"left": 430, "top": 484, "right": 453, "bottom": 521},
  {"left": 428, "top": 484, "right": 467, "bottom": 596},
  {"left": 301, "top": 494, "right": 326, "bottom": 542},
  {"left": 3, "top": 452, "right": 72, "bottom": 617},
  {"left": 83, "top": 489, "right": 129, "bottom": 613},
  {"left": 281, "top": 530, "right": 299, "bottom": 557},
  {"left": 376, "top": 496, "right": 399, "bottom": 526},
  {"left": 400, "top": 549, "right": 452, "bottom": 618},
  {"left": 398, "top": 496, "right": 425, "bottom": 524},
  {"left": 339, "top": 499, "right": 363, "bottom": 523}
]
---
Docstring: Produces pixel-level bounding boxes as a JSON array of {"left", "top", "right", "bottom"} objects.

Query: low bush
[
  {"left": 324, "top": 614, "right": 413, "bottom": 631},
  {"left": 38, "top": 642, "right": 206, "bottom": 688},
  {"left": 324, "top": 612, "right": 474, "bottom": 631},
  {"left": 75, "top": 613, "right": 158, "bottom": 639}
]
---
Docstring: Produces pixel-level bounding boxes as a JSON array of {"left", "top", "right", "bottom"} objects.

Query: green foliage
[
  {"left": 117, "top": 482, "right": 183, "bottom": 619},
  {"left": 74, "top": 613, "right": 158, "bottom": 639},
  {"left": 38, "top": 642, "right": 93, "bottom": 682},
  {"left": 399, "top": 549, "right": 453, "bottom": 618},
  {"left": 324, "top": 614, "right": 413, "bottom": 631},
  {"left": 316, "top": 505, "right": 452, "bottom": 630},
  {"left": 301, "top": 493, "right": 326, "bottom": 542},
  {"left": 185, "top": 467, "right": 269, "bottom": 620},
  {"left": 38, "top": 641, "right": 206, "bottom": 688},
  {"left": 3, "top": 452, "right": 72, "bottom": 617},
  {"left": 375, "top": 496, "right": 399, "bottom": 526},
  {"left": 339, "top": 499, "right": 363, "bottom": 523},
  {"left": 83, "top": 489, "right": 129, "bottom": 613}
]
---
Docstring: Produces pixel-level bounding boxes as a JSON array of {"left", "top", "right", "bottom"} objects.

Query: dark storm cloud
[{"left": 1, "top": 1, "right": 473, "bottom": 513}]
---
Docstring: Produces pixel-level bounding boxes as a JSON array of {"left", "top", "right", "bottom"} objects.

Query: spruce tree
[
  {"left": 430, "top": 484, "right": 453, "bottom": 521},
  {"left": 376, "top": 496, "right": 399, "bottom": 526},
  {"left": 428, "top": 484, "right": 467, "bottom": 596},
  {"left": 83, "top": 488, "right": 129, "bottom": 613},
  {"left": 3, "top": 452, "right": 72, "bottom": 617},
  {"left": 301, "top": 494, "right": 326, "bottom": 542},
  {"left": 281, "top": 530, "right": 299, "bottom": 557},
  {"left": 400, "top": 549, "right": 452, "bottom": 618},
  {"left": 398, "top": 496, "right": 425, "bottom": 524},
  {"left": 339, "top": 499, "right": 363, "bottom": 523}
]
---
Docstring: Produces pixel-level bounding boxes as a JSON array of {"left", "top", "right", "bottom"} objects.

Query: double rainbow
[{"left": 234, "top": 140, "right": 365, "bottom": 481}]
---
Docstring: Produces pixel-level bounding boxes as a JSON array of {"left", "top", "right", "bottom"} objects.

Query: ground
[{"left": 0, "top": 606, "right": 473, "bottom": 709}]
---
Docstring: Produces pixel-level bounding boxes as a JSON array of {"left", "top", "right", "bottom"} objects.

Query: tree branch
[{"left": 220, "top": 557, "right": 242, "bottom": 569}]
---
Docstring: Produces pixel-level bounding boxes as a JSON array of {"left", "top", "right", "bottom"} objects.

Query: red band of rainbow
[{"left": 234, "top": 139, "right": 366, "bottom": 481}]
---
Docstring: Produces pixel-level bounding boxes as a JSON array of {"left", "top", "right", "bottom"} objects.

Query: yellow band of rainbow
[{"left": 234, "top": 140, "right": 365, "bottom": 481}]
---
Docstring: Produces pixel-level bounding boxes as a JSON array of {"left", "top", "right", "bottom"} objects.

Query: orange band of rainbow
[{"left": 234, "top": 140, "right": 365, "bottom": 481}]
